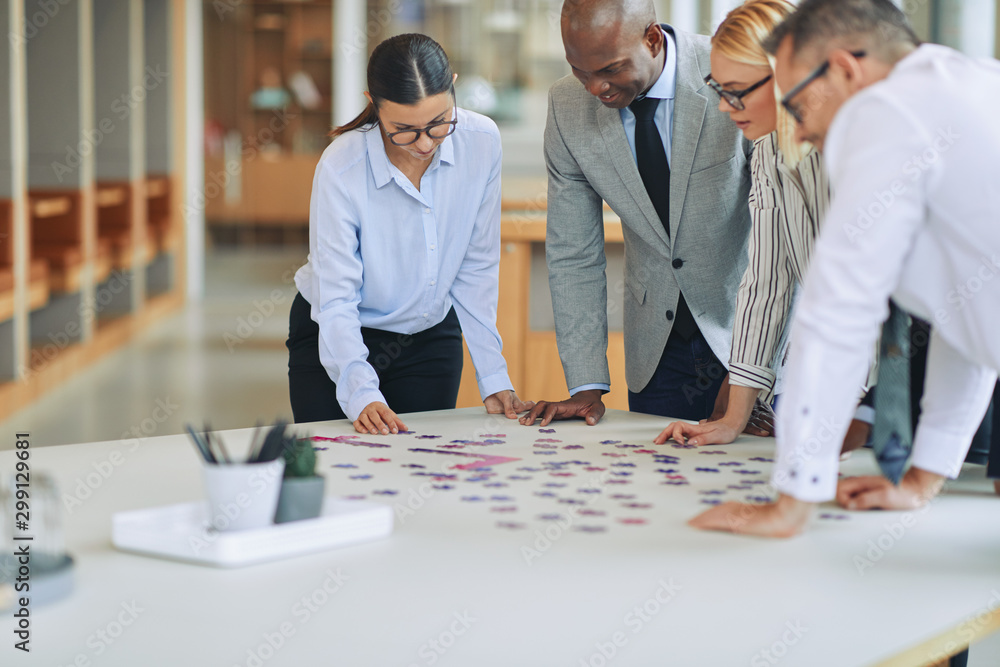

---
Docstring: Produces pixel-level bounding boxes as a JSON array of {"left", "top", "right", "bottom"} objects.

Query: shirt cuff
[
  {"left": 728, "top": 363, "right": 776, "bottom": 392},
  {"left": 771, "top": 451, "right": 842, "bottom": 503},
  {"left": 852, "top": 405, "right": 876, "bottom": 425},
  {"left": 908, "top": 423, "right": 969, "bottom": 480},
  {"left": 478, "top": 371, "right": 514, "bottom": 402},
  {"left": 570, "top": 383, "right": 610, "bottom": 396},
  {"left": 346, "top": 389, "right": 388, "bottom": 423}
]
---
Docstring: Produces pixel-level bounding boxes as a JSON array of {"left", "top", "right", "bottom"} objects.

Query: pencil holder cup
[{"left": 202, "top": 459, "right": 285, "bottom": 532}]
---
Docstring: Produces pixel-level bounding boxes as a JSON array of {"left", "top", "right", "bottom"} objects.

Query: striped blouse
[
  {"left": 729, "top": 131, "right": 878, "bottom": 402},
  {"left": 728, "top": 131, "right": 827, "bottom": 400}
]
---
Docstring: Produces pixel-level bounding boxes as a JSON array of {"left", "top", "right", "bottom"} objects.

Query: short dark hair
[{"left": 762, "top": 0, "right": 920, "bottom": 63}]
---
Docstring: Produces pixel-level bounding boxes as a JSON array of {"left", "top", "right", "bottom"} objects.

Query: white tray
[{"left": 112, "top": 498, "right": 393, "bottom": 568}]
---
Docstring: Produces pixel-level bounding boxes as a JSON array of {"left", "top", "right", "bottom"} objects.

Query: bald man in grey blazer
[{"left": 522, "top": 0, "right": 756, "bottom": 427}]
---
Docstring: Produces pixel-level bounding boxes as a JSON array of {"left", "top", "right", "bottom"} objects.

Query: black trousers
[{"left": 286, "top": 293, "right": 463, "bottom": 424}]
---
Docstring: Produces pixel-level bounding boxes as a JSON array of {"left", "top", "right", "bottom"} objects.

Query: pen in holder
[{"left": 188, "top": 423, "right": 289, "bottom": 532}]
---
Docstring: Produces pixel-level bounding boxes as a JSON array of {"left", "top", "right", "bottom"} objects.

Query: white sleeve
[
  {"left": 909, "top": 328, "right": 997, "bottom": 478},
  {"left": 308, "top": 158, "right": 386, "bottom": 421}
]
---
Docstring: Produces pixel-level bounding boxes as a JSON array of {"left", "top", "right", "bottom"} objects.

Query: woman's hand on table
[
  {"left": 354, "top": 402, "right": 408, "bottom": 435},
  {"left": 652, "top": 393, "right": 774, "bottom": 446},
  {"left": 688, "top": 494, "right": 814, "bottom": 538},
  {"left": 653, "top": 418, "right": 742, "bottom": 446},
  {"left": 484, "top": 390, "right": 535, "bottom": 419}
]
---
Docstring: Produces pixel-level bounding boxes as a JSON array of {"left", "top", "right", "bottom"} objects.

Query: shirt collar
[
  {"left": 642, "top": 27, "right": 677, "bottom": 101},
  {"left": 365, "top": 112, "right": 457, "bottom": 190}
]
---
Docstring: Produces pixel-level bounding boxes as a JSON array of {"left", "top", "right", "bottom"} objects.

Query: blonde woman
[{"left": 655, "top": 0, "right": 874, "bottom": 448}]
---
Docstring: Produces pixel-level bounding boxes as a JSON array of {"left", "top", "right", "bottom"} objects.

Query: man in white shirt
[{"left": 691, "top": 0, "right": 1000, "bottom": 537}]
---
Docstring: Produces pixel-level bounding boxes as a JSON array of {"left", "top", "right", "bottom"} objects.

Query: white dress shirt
[
  {"left": 571, "top": 27, "right": 677, "bottom": 397},
  {"left": 294, "top": 108, "right": 513, "bottom": 421},
  {"left": 773, "top": 44, "right": 1000, "bottom": 502}
]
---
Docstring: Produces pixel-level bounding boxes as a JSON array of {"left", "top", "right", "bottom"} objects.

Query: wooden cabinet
[{"left": 204, "top": 1, "right": 332, "bottom": 231}]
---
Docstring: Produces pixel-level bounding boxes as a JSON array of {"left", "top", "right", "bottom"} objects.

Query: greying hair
[{"left": 762, "top": 0, "right": 920, "bottom": 64}]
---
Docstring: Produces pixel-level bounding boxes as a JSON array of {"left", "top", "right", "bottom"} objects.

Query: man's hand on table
[
  {"left": 688, "top": 494, "right": 814, "bottom": 538},
  {"left": 519, "top": 389, "right": 606, "bottom": 426},
  {"left": 484, "top": 390, "right": 535, "bottom": 419},
  {"left": 836, "top": 467, "right": 945, "bottom": 510},
  {"left": 689, "top": 468, "right": 947, "bottom": 538}
]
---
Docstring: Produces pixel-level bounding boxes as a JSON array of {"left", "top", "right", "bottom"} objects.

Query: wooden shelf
[
  {"left": 27, "top": 258, "right": 50, "bottom": 312},
  {"left": 31, "top": 195, "right": 72, "bottom": 219},
  {"left": 28, "top": 190, "right": 84, "bottom": 294},
  {"left": 0, "top": 199, "right": 11, "bottom": 320},
  {"left": 0, "top": 0, "right": 186, "bottom": 420},
  {"left": 96, "top": 185, "right": 128, "bottom": 208},
  {"left": 0, "top": 267, "right": 13, "bottom": 322}
]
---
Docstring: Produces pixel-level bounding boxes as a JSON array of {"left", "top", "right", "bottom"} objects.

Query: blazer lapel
[
  {"left": 596, "top": 95, "right": 671, "bottom": 248},
  {"left": 667, "top": 26, "right": 708, "bottom": 240}
]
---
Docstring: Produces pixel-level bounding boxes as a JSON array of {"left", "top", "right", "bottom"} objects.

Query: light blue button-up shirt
[
  {"left": 295, "top": 108, "right": 513, "bottom": 420},
  {"left": 571, "top": 28, "right": 678, "bottom": 397}
]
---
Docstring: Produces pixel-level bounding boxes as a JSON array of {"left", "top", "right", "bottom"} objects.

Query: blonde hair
[{"left": 712, "top": 0, "right": 807, "bottom": 166}]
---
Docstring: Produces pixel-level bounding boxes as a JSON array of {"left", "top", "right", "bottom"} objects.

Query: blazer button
[
  {"left": 666, "top": 310, "right": 674, "bottom": 321},
  {"left": 672, "top": 258, "right": 684, "bottom": 269}
]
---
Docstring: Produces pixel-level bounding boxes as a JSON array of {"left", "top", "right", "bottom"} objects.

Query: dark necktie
[
  {"left": 629, "top": 95, "right": 697, "bottom": 340},
  {"left": 871, "top": 301, "right": 914, "bottom": 484}
]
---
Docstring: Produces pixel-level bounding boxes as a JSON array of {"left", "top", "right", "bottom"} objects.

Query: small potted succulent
[{"left": 274, "top": 438, "right": 326, "bottom": 523}]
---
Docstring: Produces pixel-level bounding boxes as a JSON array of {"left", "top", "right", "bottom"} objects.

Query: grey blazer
[{"left": 544, "top": 25, "right": 753, "bottom": 393}]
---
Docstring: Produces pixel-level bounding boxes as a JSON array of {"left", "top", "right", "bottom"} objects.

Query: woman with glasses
[
  {"left": 287, "top": 33, "right": 533, "bottom": 434},
  {"left": 656, "top": 0, "right": 875, "bottom": 449}
]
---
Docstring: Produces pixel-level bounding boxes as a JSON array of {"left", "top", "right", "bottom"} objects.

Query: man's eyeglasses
[
  {"left": 781, "top": 50, "right": 866, "bottom": 124},
  {"left": 703, "top": 73, "right": 773, "bottom": 111}
]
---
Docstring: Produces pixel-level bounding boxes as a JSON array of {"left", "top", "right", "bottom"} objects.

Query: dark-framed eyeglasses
[
  {"left": 703, "top": 73, "right": 773, "bottom": 111},
  {"left": 780, "top": 50, "right": 866, "bottom": 124},
  {"left": 383, "top": 116, "right": 458, "bottom": 146}
]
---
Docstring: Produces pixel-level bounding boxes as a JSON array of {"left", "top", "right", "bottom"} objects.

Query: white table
[{"left": 3, "top": 408, "right": 1000, "bottom": 667}]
